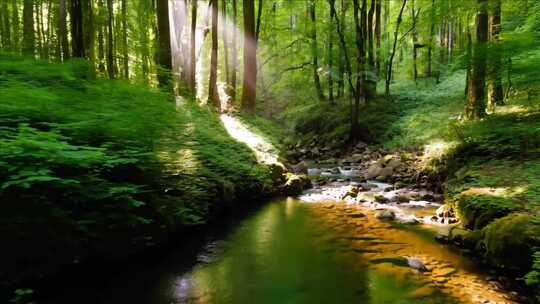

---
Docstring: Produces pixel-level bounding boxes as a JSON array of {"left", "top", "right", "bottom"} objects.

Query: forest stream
[{"left": 41, "top": 168, "right": 520, "bottom": 304}]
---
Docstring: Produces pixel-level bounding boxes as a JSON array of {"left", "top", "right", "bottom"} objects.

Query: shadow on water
[{"left": 35, "top": 198, "right": 456, "bottom": 304}]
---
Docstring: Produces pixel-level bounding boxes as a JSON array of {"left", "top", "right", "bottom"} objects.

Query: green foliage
[{"left": 0, "top": 55, "right": 274, "bottom": 286}]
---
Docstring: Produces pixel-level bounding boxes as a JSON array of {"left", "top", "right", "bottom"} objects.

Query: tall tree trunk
[
  {"left": 208, "top": 0, "right": 220, "bottom": 110},
  {"left": 425, "top": 0, "right": 435, "bottom": 77},
  {"left": 240, "top": 0, "right": 256, "bottom": 113},
  {"left": 366, "top": 0, "right": 376, "bottom": 97},
  {"left": 222, "top": 0, "right": 230, "bottom": 86},
  {"left": 58, "top": 0, "right": 69, "bottom": 60},
  {"left": 22, "top": 0, "right": 34, "bottom": 55},
  {"left": 12, "top": 0, "right": 19, "bottom": 51},
  {"left": 1, "top": 0, "right": 11, "bottom": 48},
  {"left": 97, "top": 0, "right": 105, "bottom": 74},
  {"left": 465, "top": 0, "right": 488, "bottom": 120},
  {"left": 106, "top": 0, "right": 116, "bottom": 78},
  {"left": 70, "top": 0, "right": 85, "bottom": 57},
  {"left": 83, "top": 0, "right": 95, "bottom": 76},
  {"left": 36, "top": 1, "right": 43, "bottom": 57},
  {"left": 487, "top": 0, "right": 504, "bottom": 110},
  {"left": 309, "top": 0, "right": 325, "bottom": 101},
  {"left": 231, "top": 0, "right": 238, "bottom": 104},
  {"left": 189, "top": 0, "right": 197, "bottom": 93},
  {"left": 375, "top": 0, "right": 381, "bottom": 76},
  {"left": 411, "top": 0, "right": 418, "bottom": 81},
  {"left": 385, "top": 0, "right": 407, "bottom": 96},
  {"left": 121, "top": 0, "right": 128, "bottom": 78},
  {"left": 350, "top": 0, "right": 366, "bottom": 141},
  {"left": 328, "top": 3, "right": 335, "bottom": 104},
  {"left": 156, "top": 0, "right": 172, "bottom": 87}
]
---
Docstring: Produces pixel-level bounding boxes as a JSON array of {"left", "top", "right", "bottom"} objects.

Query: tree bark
[
  {"left": 70, "top": 0, "right": 85, "bottom": 57},
  {"left": 121, "top": 0, "right": 128, "bottom": 78},
  {"left": 84, "top": 0, "right": 96, "bottom": 76},
  {"left": 411, "top": 0, "right": 418, "bottom": 81},
  {"left": 487, "top": 0, "right": 504, "bottom": 110},
  {"left": 375, "top": 0, "right": 381, "bottom": 75},
  {"left": 11, "top": 0, "right": 19, "bottom": 51},
  {"left": 208, "top": 0, "right": 220, "bottom": 110},
  {"left": 156, "top": 0, "right": 172, "bottom": 87},
  {"left": 240, "top": 0, "right": 257, "bottom": 113},
  {"left": 22, "top": 0, "right": 34, "bottom": 55},
  {"left": 425, "top": 0, "right": 435, "bottom": 77},
  {"left": 385, "top": 0, "right": 407, "bottom": 96},
  {"left": 97, "top": 0, "right": 105, "bottom": 73},
  {"left": 222, "top": 0, "right": 230, "bottom": 86},
  {"left": 1, "top": 0, "right": 11, "bottom": 48},
  {"left": 231, "top": 0, "right": 238, "bottom": 104},
  {"left": 328, "top": 3, "right": 335, "bottom": 104},
  {"left": 366, "top": 0, "right": 376, "bottom": 97},
  {"left": 106, "top": 0, "right": 116, "bottom": 79},
  {"left": 189, "top": 0, "right": 197, "bottom": 93},
  {"left": 465, "top": 0, "right": 488, "bottom": 119},
  {"left": 309, "top": 0, "right": 325, "bottom": 101}
]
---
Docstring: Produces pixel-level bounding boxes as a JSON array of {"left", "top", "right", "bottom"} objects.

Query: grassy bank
[{"left": 0, "top": 54, "right": 274, "bottom": 290}]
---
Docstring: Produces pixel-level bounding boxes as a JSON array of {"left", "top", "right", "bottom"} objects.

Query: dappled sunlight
[
  {"left": 220, "top": 114, "right": 282, "bottom": 166},
  {"left": 420, "top": 140, "right": 459, "bottom": 170},
  {"left": 461, "top": 186, "right": 527, "bottom": 198}
]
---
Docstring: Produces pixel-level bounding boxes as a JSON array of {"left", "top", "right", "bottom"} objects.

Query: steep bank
[{"left": 0, "top": 55, "right": 279, "bottom": 295}]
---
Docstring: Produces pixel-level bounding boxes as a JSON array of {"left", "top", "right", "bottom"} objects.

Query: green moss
[
  {"left": 455, "top": 195, "right": 518, "bottom": 229},
  {"left": 480, "top": 213, "right": 540, "bottom": 272}
]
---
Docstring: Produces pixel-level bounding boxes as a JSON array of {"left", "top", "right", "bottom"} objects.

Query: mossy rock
[
  {"left": 480, "top": 213, "right": 540, "bottom": 273},
  {"left": 455, "top": 194, "right": 518, "bottom": 230},
  {"left": 282, "top": 173, "right": 312, "bottom": 196}
]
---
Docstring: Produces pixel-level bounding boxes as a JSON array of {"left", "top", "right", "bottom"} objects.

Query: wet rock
[
  {"left": 405, "top": 257, "right": 429, "bottom": 272},
  {"left": 434, "top": 233, "right": 449, "bottom": 244},
  {"left": 375, "top": 210, "right": 395, "bottom": 220},
  {"left": 374, "top": 195, "right": 389, "bottom": 204},
  {"left": 435, "top": 204, "right": 455, "bottom": 218},
  {"left": 290, "top": 161, "right": 308, "bottom": 174},
  {"left": 282, "top": 173, "right": 311, "bottom": 196}
]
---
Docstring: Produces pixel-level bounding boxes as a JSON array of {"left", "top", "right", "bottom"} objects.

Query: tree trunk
[
  {"left": 425, "top": 0, "right": 435, "bottom": 77},
  {"left": 222, "top": 0, "right": 230, "bottom": 86},
  {"left": 97, "top": 0, "right": 105, "bottom": 74},
  {"left": 350, "top": 0, "right": 366, "bottom": 141},
  {"left": 240, "top": 0, "right": 257, "bottom": 113},
  {"left": 22, "top": 0, "right": 34, "bottom": 55},
  {"left": 411, "top": 0, "right": 418, "bottom": 81},
  {"left": 156, "top": 0, "right": 172, "bottom": 87},
  {"left": 309, "top": 0, "right": 325, "bottom": 101},
  {"left": 208, "top": 0, "right": 220, "bottom": 110},
  {"left": 70, "top": 0, "right": 85, "bottom": 57},
  {"left": 121, "top": 0, "right": 128, "bottom": 78},
  {"left": 375, "top": 0, "right": 381, "bottom": 76},
  {"left": 487, "top": 0, "right": 504, "bottom": 110},
  {"left": 189, "top": 0, "right": 197, "bottom": 93},
  {"left": 328, "top": 3, "right": 335, "bottom": 104},
  {"left": 366, "top": 0, "right": 376, "bottom": 97},
  {"left": 231, "top": 0, "right": 238, "bottom": 104},
  {"left": 106, "top": 0, "right": 116, "bottom": 79},
  {"left": 36, "top": 1, "right": 43, "bottom": 57},
  {"left": 84, "top": 0, "right": 96, "bottom": 76},
  {"left": 465, "top": 0, "right": 488, "bottom": 120},
  {"left": 1, "top": 0, "right": 11, "bottom": 48},
  {"left": 12, "top": 0, "right": 19, "bottom": 51},
  {"left": 385, "top": 0, "right": 407, "bottom": 96}
]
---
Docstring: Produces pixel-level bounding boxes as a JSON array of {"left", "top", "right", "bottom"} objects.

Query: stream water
[{"left": 42, "top": 188, "right": 518, "bottom": 303}]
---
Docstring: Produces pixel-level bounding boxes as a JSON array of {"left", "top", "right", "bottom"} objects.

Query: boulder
[
  {"left": 374, "top": 195, "right": 389, "bottom": 204},
  {"left": 375, "top": 210, "right": 396, "bottom": 220},
  {"left": 290, "top": 161, "right": 308, "bottom": 174},
  {"left": 405, "top": 257, "right": 429, "bottom": 272},
  {"left": 282, "top": 173, "right": 312, "bottom": 196}
]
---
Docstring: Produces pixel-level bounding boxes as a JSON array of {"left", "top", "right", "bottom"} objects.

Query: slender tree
[
  {"left": 189, "top": 0, "right": 197, "bottom": 93},
  {"left": 385, "top": 0, "right": 407, "bottom": 96},
  {"left": 328, "top": 2, "right": 335, "bottom": 104},
  {"left": 70, "top": 0, "right": 85, "bottom": 57},
  {"left": 487, "top": 0, "right": 504, "bottom": 110},
  {"left": 121, "top": 0, "right": 128, "bottom": 78},
  {"left": 208, "top": 0, "right": 220, "bottom": 110},
  {"left": 1, "top": 0, "right": 11, "bottom": 49},
  {"left": 240, "top": 0, "right": 257, "bottom": 112},
  {"left": 465, "top": 0, "right": 488, "bottom": 119},
  {"left": 12, "top": 0, "right": 19, "bottom": 51},
  {"left": 309, "top": 0, "right": 325, "bottom": 101},
  {"left": 156, "top": 0, "right": 172, "bottom": 87},
  {"left": 22, "top": 0, "right": 34, "bottom": 55},
  {"left": 230, "top": 0, "right": 238, "bottom": 104}
]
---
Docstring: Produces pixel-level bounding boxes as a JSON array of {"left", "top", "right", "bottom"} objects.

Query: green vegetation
[{"left": 0, "top": 55, "right": 273, "bottom": 286}]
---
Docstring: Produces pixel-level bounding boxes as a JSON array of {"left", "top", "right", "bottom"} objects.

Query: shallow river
[{"left": 43, "top": 196, "right": 518, "bottom": 304}]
